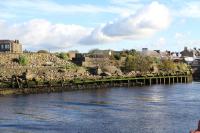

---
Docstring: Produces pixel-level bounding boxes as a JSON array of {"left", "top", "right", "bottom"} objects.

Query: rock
[
  {"left": 101, "top": 65, "right": 123, "bottom": 76},
  {"left": 58, "top": 69, "right": 66, "bottom": 73},
  {"left": 100, "top": 72, "right": 112, "bottom": 76}
]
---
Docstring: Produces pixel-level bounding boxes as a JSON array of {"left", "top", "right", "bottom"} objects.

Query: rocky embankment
[
  {"left": 0, "top": 53, "right": 89, "bottom": 82},
  {"left": 0, "top": 53, "right": 193, "bottom": 93}
]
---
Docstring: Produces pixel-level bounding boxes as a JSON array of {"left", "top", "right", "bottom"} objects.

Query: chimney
[
  {"left": 184, "top": 46, "right": 188, "bottom": 51},
  {"left": 142, "top": 48, "right": 148, "bottom": 52}
]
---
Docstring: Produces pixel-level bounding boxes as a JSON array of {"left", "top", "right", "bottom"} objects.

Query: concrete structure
[
  {"left": 141, "top": 48, "right": 170, "bottom": 59},
  {"left": 72, "top": 53, "right": 110, "bottom": 67},
  {"left": 68, "top": 51, "right": 77, "bottom": 60},
  {"left": 0, "top": 40, "right": 22, "bottom": 53}
]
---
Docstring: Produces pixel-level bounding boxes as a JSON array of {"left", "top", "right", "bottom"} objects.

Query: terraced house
[{"left": 0, "top": 40, "right": 22, "bottom": 53}]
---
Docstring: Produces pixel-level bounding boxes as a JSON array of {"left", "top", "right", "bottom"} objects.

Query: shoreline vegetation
[{"left": 0, "top": 49, "right": 194, "bottom": 96}]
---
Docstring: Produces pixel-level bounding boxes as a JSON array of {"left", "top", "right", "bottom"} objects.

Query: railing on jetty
[{"left": 0, "top": 75, "right": 193, "bottom": 96}]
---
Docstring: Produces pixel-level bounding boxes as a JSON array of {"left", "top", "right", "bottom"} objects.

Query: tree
[
  {"left": 124, "top": 53, "right": 153, "bottom": 72},
  {"left": 158, "top": 59, "right": 176, "bottom": 72}
]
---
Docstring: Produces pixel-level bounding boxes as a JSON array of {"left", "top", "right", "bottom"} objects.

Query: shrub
[
  {"left": 18, "top": 55, "right": 28, "bottom": 66},
  {"left": 57, "top": 52, "right": 68, "bottom": 60},
  {"left": 124, "top": 53, "right": 153, "bottom": 72},
  {"left": 114, "top": 54, "right": 121, "bottom": 60}
]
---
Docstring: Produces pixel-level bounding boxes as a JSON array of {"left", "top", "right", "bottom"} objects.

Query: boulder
[
  {"left": 101, "top": 65, "right": 123, "bottom": 76},
  {"left": 100, "top": 72, "right": 112, "bottom": 76}
]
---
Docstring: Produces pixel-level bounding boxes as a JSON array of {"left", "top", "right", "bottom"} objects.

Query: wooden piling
[
  {"left": 149, "top": 78, "right": 152, "bottom": 86},
  {"left": 163, "top": 78, "right": 165, "bottom": 84}
]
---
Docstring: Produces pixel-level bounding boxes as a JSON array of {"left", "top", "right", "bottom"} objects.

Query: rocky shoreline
[{"left": 0, "top": 52, "right": 193, "bottom": 96}]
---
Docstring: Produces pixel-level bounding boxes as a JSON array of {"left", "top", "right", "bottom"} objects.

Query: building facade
[{"left": 0, "top": 40, "right": 22, "bottom": 53}]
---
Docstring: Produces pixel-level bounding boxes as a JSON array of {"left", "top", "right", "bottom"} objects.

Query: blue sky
[{"left": 0, "top": 0, "right": 200, "bottom": 52}]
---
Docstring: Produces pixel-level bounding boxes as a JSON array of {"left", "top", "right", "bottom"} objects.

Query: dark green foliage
[
  {"left": 113, "top": 54, "right": 121, "bottom": 60},
  {"left": 88, "top": 49, "right": 100, "bottom": 54},
  {"left": 57, "top": 52, "right": 68, "bottom": 60},
  {"left": 158, "top": 59, "right": 175, "bottom": 72},
  {"left": 37, "top": 50, "right": 49, "bottom": 53},
  {"left": 124, "top": 53, "right": 153, "bottom": 72},
  {"left": 18, "top": 55, "right": 28, "bottom": 66}
]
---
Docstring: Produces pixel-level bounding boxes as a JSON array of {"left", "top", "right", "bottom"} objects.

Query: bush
[
  {"left": 37, "top": 50, "right": 49, "bottom": 53},
  {"left": 18, "top": 55, "right": 28, "bottom": 66},
  {"left": 57, "top": 52, "right": 68, "bottom": 60},
  {"left": 113, "top": 54, "right": 121, "bottom": 60},
  {"left": 124, "top": 53, "right": 153, "bottom": 72}
]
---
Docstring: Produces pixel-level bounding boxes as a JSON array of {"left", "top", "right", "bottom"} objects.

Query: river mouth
[{"left": 0, "top": 83, "right": 199, "bottom": 133}]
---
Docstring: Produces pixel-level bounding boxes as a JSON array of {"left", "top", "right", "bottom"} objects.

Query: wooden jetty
[{"left": 0, "top": 74, "right": 193, "bottom": 96}]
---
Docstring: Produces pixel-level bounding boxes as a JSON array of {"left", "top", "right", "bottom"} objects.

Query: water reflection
[{"left": 0, "top": 83, "right": 200, "bottom": 133}]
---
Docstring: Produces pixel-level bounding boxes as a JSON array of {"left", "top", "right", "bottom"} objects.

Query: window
[
  {"left": 0, "top": 44, "right": 4, "bottom": 49},
  {"left": 5, "top": 44, "right": 10, "bottom": 49}
]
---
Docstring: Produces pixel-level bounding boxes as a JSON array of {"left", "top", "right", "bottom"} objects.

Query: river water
[{"left": 0, "top": 83, "right": 200, "bottom": 133}]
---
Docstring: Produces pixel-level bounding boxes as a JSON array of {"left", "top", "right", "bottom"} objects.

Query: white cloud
[
  {"left": 156, "top": 37, "right": 166, "bottom": 47},
  {"left": 111, "top": 0, "right": 140, "bottom": 6},
  {"left": 177, "top": 1, "right": 200, "bottom": 18},
  {"left": 0, "top": 0, "right": 139, "bottom": 18},
  {"left": 174, "top": 32, "right": 200, "bottom": 49},
  {"left": 81, "top": 2, "right": 171, "bottom": 44},
  {"left": 0, "top": 2, "right": 171, "bottom": 50},
  {"left": 0, "top": 19, "right": 91, "bottom": 51}
]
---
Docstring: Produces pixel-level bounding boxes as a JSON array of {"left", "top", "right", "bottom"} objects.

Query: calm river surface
[{"left": 0, "top": 83, "right": 200, "bottom": 133}]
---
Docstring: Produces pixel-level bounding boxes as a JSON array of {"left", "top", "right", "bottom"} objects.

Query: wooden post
[
  {"left": 128, "top": 80, "right": 130, "bottom": 87},
  {"left": 181, "top": 77, "right": 182, "bottom": 83},
  {"left": 26, "top": 79, "right": 29, "bottom": 88},
  {"left": 16, "top": 77, "right": 21, "bottom": 89},
  {"left": 169, "top": 77, "right": 170, "bottom": 84},
  {"left": 11, "top": 75, "right": 15, "bottom": 88},
  {"left": 172, "top": 77, "right": 174, "bottom": 84},
  {"left": 133, "top": 79, "right": 135, "bottom": 86},
  {"left": 163, "top": 78, "right": 165, "bottom": 84},
  {"left": 149, "top": 78, "right": 152, "bottom": 86}
]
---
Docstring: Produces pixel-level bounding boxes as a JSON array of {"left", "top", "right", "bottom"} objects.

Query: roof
[{"left": 141, "top": 50, "right": 160, "bottom": 57}]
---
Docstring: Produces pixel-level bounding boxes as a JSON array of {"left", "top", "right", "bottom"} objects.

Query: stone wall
[{"left": 82, "top": 57, "right": 111, "bottom": 67}]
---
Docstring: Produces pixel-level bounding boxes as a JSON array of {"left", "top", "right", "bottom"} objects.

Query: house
[
  {"left": 141, "top": 48, "right": 160, "bottom": 58},
  {"left": 180, "top": 47, "right": 195, "bottom": 57},
  {"left": 192, "top": 58, "right": 200, "bottom": 66},
  {"left": 0, "top": 40, "right": 22, "bottom": 53}
]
